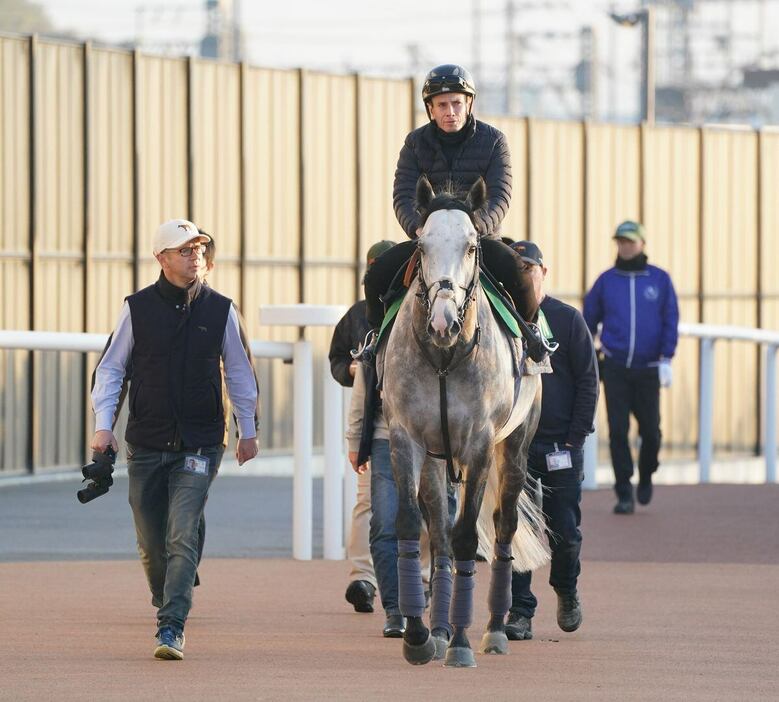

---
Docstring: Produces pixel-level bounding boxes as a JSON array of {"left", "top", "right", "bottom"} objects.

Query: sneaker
[
  {"left": 555, "top": 590, "right": 582, "bottom": 633},
  {"left": 154, "top": 626, "right": 185, "bottom": 660},
  {"left": 345, "top": 580, "right": 376, "bottom": 613},
  {"left": 504, "top": 612, "right": 533, "bottom": 640},
  {"left": 613, "top": 499, "right": 635, "bottom": 514},
  {"left": 637, "top": 477, "right": 653, "bottom": 505},
  {"left": 382, "top": 614, "right": 406, "bottom": 638}
]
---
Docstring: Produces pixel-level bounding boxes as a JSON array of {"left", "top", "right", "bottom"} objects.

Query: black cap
[{"left": 510, "top": 240, "right": 544, "bottom": 266}]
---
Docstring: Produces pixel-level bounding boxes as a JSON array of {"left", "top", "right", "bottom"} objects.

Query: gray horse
[{"left": 379, "top": 176, "right": 549, "bottom": 668}]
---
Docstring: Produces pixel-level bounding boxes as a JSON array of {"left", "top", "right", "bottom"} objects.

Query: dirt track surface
[{"left": 1, "top": 484, "right": 777, "bottom": 701}]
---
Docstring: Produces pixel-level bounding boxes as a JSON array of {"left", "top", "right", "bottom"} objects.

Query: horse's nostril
[{"left": 451, "top": 320, "right": 462, "bottom": 336}]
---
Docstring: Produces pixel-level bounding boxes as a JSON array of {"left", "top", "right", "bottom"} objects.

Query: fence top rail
[
  {"left": 679, "top": 322, "right": 779, "bottom": 346},
  {"left": 0, "top": 330, "right": 294, "bottom": 361}
]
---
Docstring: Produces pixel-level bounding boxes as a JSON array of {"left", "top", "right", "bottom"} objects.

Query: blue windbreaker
[{"left": 583, "top": 263, "right": 679, "bottom": 369}]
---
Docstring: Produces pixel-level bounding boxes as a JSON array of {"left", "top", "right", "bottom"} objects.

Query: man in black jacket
[
  {"left": 329, "top": 239, "right": 395, "bottom": 614},
  {"left": 363, "top": 64, "right": 537, "bottom": 330},
  {"left": 504, "top": 241, "right": 599, "bottom": 641},
  {"left": 91, "top": 219, "right": 259, "bottom": 661}
]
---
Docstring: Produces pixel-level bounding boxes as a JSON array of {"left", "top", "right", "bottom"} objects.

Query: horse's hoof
[
  {"left": 444, "top": 646, "right": 476, "bottom": 668},
  {"left": 432, "top": 633, "right": 449, "bottom": 660},
  {"left": 479, "top": 631, "right": 509, "bottom": 655},
  {"left": 403, "top": 633, "right": 436, "bottom": 666}
]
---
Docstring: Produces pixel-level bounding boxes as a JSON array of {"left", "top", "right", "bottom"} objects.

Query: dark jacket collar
[
  {"left": 423, "top": 114, "right": 477, "bottom": 148},
  {"left": 156, "top": 271, "right": 203, "bottom": 306},
  {"left": 615, "top": 253, "right": 648, "bottom": 272}
]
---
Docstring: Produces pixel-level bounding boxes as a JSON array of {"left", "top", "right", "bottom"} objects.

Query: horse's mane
[{"left": 416, "top": 182, "right": 477, "bottom": 228}]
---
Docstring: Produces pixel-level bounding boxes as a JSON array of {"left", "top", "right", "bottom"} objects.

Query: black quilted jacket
[{"left": 392, "top": 118, "right": 512, "bottom": 239}]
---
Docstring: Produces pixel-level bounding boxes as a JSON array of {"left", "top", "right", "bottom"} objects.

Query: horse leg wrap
[
  {"left": 430, "top": 556, "right": 453, "bottom": 635},
  {"left": 487, "top": 542, "right": 513, "bottom": 617},
  {"left": 450, "top": 560, "right": 476, "bottom": 629},
  {"left": 397, "top": 540, "right": 426, "bottom": 618}
]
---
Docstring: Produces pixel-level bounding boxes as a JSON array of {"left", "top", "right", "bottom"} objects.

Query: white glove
[{"left": 658, "top": 361, "right": 673, "bottom": 388}]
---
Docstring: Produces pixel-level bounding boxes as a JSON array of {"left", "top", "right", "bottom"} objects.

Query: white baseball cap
[{"left": 153, "top": 219, "right": 210, "bottom": 256}]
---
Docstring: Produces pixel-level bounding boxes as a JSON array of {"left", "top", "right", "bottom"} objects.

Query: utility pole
[
  {"left": 472, "top": 0, "right": 482, "bottom": 87},
  {"left": 505, "top": 0, "right": 519, "bottom": 114},
  {"left": 609, "top": 7, "right": 655, "bottom": 124}
]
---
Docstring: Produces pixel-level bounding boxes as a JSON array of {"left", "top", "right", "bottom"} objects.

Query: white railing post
[
  {"left": 765, "top": 344, "right": 777, "bottom": 483},
  {"left": 698, "top": 337, "right": 715, "bottom": 483},
  {"left": 323, "top": 359, "right": 344, "bottom": 559},
  {"left": 582, "top": 428, "right": 599, "bottom": 490},
  {"left": 292, "top": 339, "right": 313, "bottom": 560}
]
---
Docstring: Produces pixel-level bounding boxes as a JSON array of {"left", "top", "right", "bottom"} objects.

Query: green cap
[
  {"left": 366, "top": 240, "right": 395, "bottom": 265},
  {"left": 613, "top": 220, "right": 646, "bottom": 242}
]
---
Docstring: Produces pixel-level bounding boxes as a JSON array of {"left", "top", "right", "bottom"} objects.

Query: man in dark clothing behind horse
[
  {"left": 505, "top": 241, "right": 599, "bottom": 641},
  {"left": 363, "top": 64, "right": 537, "bottom": 333}
]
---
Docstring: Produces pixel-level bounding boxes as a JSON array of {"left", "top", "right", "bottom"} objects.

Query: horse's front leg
[
  {"left": 446, "top": 439, "right": 492, "bottom": 668},
  {"left": 391, "top": 428, "right": 436, "bottom": 666},
  {"left": 419, "top": 456, "right": 454, "bottom": 660}
]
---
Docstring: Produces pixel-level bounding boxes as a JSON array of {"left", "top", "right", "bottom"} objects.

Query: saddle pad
[{"left": 480, "top": 274, "right": 554, "bottom": 342}]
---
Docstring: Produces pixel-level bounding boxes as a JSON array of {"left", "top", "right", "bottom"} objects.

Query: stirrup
[
  {"left": 524, "top": 322, "right": 558, "bottom": 363},
  {"left": 351, "top": 329, "right": 378, "bottom": 363}
]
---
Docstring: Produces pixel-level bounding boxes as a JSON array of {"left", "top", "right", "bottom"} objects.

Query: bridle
[{"left": 414, "top": 238, "right": 481, "bottom": 329}]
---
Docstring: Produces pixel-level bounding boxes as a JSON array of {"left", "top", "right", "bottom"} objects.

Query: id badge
[
  {"left": 546, "top": 450, "right": 572, "bottom": 472},
  {"left": 183, "top": 454, "right": 209, "bottom": 475}
]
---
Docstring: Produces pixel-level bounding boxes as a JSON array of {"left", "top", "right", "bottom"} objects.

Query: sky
[{"left": 23, "top": 0, "right": 779, "bottom": 123}]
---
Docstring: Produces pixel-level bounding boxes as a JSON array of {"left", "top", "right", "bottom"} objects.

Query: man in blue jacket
[{"left": 583, "top": 221, "right": 679, "bottom": 514}]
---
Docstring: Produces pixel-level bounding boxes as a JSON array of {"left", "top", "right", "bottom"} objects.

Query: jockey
[{"left": 363, "top": 64, "right": 539, "bottom": 341}]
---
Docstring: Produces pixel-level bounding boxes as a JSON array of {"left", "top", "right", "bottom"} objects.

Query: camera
[{"left": 77, "top": 446, "right": 116, "bottom": 504}]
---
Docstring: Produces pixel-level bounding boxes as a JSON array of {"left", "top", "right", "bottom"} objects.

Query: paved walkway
[{"left": 1, "top": 479, "right": 777, "bottom": 700}]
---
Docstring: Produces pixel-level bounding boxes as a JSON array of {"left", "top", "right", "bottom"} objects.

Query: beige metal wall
[
  {"left": 1, "top": 33, "right": 777, "bottom": 472},
  {"left": 643, "top": 125, "right": 701, "bottom": 452},
  {"left": 701, "top": 128, "right": 760, "bottom": 451},
  {"left": 0, "top": 36, "right": 30, "bottom": 471}
]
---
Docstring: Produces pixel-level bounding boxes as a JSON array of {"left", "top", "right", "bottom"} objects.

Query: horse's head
[{"left": 414, "top": 175, "right": 486, "bottom": 349}]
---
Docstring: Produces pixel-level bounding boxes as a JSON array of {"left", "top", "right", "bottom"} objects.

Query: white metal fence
[{"left": 1, "top": 313, "right": 778, "bottom": 561}]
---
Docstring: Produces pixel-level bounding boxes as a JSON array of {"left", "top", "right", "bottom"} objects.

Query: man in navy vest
[
  {"left": 584, "top": 221, "right": 679, "bottom": 515},
  {"left": 91, "top": 219, "right": 259, "bottom": 660}
]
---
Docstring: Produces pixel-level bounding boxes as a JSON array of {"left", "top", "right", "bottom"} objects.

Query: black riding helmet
[{"left": 422, "top": 64, "right": 476, "bottom": 119}]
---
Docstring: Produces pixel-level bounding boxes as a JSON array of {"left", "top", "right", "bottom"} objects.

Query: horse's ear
[
  {"left": 465, "top": 177, "right": 487, "bottom": 213},
  {"left": 416, "top": 175, "right": 435, "bottom": 212}
]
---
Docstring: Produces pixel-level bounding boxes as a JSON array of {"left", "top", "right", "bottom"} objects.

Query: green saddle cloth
[{"left": 376, "top": 274, "right": 553, "bottom": 347}]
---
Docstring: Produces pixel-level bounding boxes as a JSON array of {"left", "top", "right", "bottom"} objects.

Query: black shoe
[
  {"left": 613, "top": 499, "right": 635, "bottom": 514},
  {"left": 505, "top": 612, "right": 533, "bottom": 640},
  {"left": 382, "top": 614, "right": 406, "bottom": 638},
  {"left": 345, "top": 580, "right": 375, "bottom": 613},
  {"left": 637, "top": 477, "right": 653, "bottom": 505},
  {"left": 555, "top": 590, "right": 582, "bottom": 633}
]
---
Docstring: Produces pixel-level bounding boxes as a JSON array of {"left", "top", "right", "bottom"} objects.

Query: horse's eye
[{"left": 468, "top": 246, "right": 477, "bottom": 256}]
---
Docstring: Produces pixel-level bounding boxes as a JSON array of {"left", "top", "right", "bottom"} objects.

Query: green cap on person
[
  {"left": 613, "top": 220, "right": 646, "bottom": 243},
  {"left": 366, "top": 240, "right": 396, "bottom": 267}
]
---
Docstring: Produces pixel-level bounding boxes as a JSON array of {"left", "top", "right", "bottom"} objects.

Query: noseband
[{"left": 414, "top": 242, "right": 481, "bottom": 328}]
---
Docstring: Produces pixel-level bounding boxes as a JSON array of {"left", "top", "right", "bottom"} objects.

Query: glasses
[
  {"left": 164, "top": 243, "right": 207, "bottom": 258},
  {"left": 424, "top": 76, "right": 472, "bottom": 94}
]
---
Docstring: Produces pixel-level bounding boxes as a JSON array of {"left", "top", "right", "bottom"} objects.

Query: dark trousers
[
  {"left": 363, "top": 238, "right": 537, "bottom": 328},
  {"left": 511, "top": 441, "right": 583, "bottom": 618},
  {"left": 600, "top": 357, "right": 661, "bottom": 501}
]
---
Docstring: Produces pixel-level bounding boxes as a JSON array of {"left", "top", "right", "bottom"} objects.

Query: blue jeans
[
  {"left": 127, "top": 443, "right": 224, "bottom": 631},
  {"left": 369, "top": 438, "right": 457, "bottom": 616},
  {"left": 511, "top": 440, "right": 583, "bottom": 618}
]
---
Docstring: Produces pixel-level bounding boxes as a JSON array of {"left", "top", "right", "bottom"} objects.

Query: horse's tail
[{"left": 476, "top": 467, "right": 550, "bottom": 573}]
